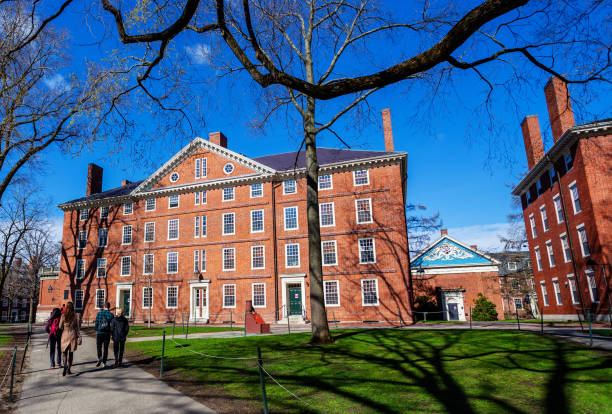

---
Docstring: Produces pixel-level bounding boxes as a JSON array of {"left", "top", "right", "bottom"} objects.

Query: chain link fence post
[
  {"left": 257, "top": 347, "right": 269, "bottom": 414},
  {"left": 160, "top": 330, "right": 166, "bottom": 377}
]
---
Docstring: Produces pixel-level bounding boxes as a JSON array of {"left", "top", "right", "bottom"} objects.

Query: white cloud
[
  {"left": 185, "top": 43, "right": 211, "bottom": 65},
  {"left": 47, "top": 216, "right": 64, "bottom": 243},
  {"left": 421, "top": 222, "right": 512, "bottom": 253},
  {"left": 43, "top": 74, "right": 69, "bottom": 91}
]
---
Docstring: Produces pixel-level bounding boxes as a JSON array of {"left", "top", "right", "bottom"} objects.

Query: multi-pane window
[
  {"left": 534, "top": 247, "right": 542, "bottom": 271},
  {"left": 577, "top": 225, "right": 590, "bottom": 257},
  {"left": 145, "top": 222, "right": 155, "bottom": 242},
  {"left": 546, "top": 241, "right": 555, "bottom": 268},
  {"left": 75, "top": 290, "right": 84, "bottom": 310},
  {"left": 201, "top": 249, "right": 207, "bottom": 272},
  {"left": 251, "top": 246, "right": 265, "bottom": 269},
  {"left": 540, "top": 205, "right": 549, "bottom": 232},
  {"left": 123, "top": 202, "right": 133, "bottom": 215},
  {"left": 507, "top": 262, "right": 517, "bottom": 271},
  {"left": 529, "top": 214, "right": 536, "bottom": 238},
  {"left": 511, "top": 279, "right": 520, "bottom": 290},
  {"left": 553, "top": 195, "right": 563, "bottom": 223},
  {"left": 195, "top": 191, "right": 200, "bottom": 205},
  {"left": 564, "top": 152, "right": 574, "bottom": 171},
  {"left": 251, "top": 210, "right": 264, "bottom": 232},
  {"left": 586, "top": 270, "right": 599, "bottom": 302},
  {"left": 567, "top": 274, "right": 579, "bottom": 304},
  {"left": 223, "top": 248, "right": 235, "bottom": 271},
  {"left": 223, "top": 187, "right": 235, "bottom": 201},
  {"left": 201, "top": 216, "right": 207, "bottom": 237},
  {"left": 167, "top": 252, "right": 178, "bottom": 273},
  {"left": 97, "top": 258, "right": 107, "bottom": 278},
  {"left": 143, "top": 254, "right": 154, "bottom": 274},
  {"left": 353, "top": 169, "right": 370, "bottom": 186},
  {"left": 319, "top": 175, "right": 332, "bottom": 190},
  {"left": 322, "top": 240, "right": 338, "bottom": 266},
  {"left": 168, "top": 219, "right": 179, "bottom": 240},
  {"left": 560, "top": 234, "right": 570, "bottom": 263},
  {"left": 201, "top": 191, "right": 207, "bottom": 204},
  {"left": 514, "top": 298, "right": 523, "bottom": 311},
  {"left": 283, "top": 180, "right": 297, "bottom": 194},
  {"left": 122, "top": 225, "right": 132, "bottom": 245},
  {"left": 223, "top": 284, "right": 236, "bottom": 308},
  {"left": 98, "top": 228, "right": 108, "bottom": 247},
  {"left": 361, "top": 279, "right": 379, "bottom": 306},
  {"left": 285, "top": 244, "right": 300, "bottom": 268},
  {"left": 80, "top": 209, "right": 89, "bottom": 221},
  {"left": 540, "top": 282, "right": 549, "bottom": 306},
  {"left": 356, "top": 198, "right": 373, "bottom": 224},
  {"left": 324, "top": 280, "right": 339, "bottom": 306},
  {"left": 143, "top": 287, "right": 153, "bottom": 308},
  {"left": 78, "top": 230, "right": 87, "bottom": 249},
  {"left": 95, "top": 289, "right": 105, "bottom": 309},
  {"left": 167, "top": 286, "right": 178, "bottom": 309},
  {"left": 552, "top": 279, "right": 562, "bottom": 305},
  {"left": 100, "top": 206, "right": 109, "bottom": 219},
  {"left": 145, "top": 198, "right": 156, "bottom": 212},
  {"left": 359, "top": 238, "right": 376, "bottom": 264},
  {"left": 319, "top": 202, "right": 335, "bottom": 227},
  {"left": 121, "top": 256, "right": 131, "bottom": 276},
  {"left": 569, "top": 182, "right": 581, "bottom": 213},
  {"left": 252, "top": 283, "right": 265, "bottom": 307},
  {"left": 251, "top": 183, "right": 263, "bottom": 198},
  {"left": 195, "top": 158, "right": 201, "bottom": 179},
  {"left": 201, "top": 158, "right": 207, "bottom": 177},
  {"left": 195, "top": 216, "right": 200, "bottom": 237},
  {"left": 76, "top": 259, "right": 86, "bottom": 279},
  {"left": 284, "top": 206, "right": 298, "bottom": 230},
  {"left": 169, "top": 195, "right": 179, "bottom": 208},
  {"left": 223, "top": 213, "right": 235, "bottom": 235},
  {"left": 194, "top": 250, "right": 200, "bottom": 273}
]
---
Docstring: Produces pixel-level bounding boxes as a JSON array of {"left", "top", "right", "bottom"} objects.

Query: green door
[
  {"left": 288, "top": 287, "right": 302, "bottom": 316},
  {"left": 123, "top": 292, "right": 131, "bottom": 317}
]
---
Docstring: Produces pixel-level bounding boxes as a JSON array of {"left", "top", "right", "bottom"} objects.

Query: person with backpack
[
  {"left": 59, "top": 302, "right": 81, "bottom": 376},
  {"left": 110, "top": 307, "right": 130, "bottom": 367},
  {"left": 94, "top": 301, "right": 114, "bottom": 367},
  {"left": 45, "top": 308, "right": 62, "bottom": 369}
]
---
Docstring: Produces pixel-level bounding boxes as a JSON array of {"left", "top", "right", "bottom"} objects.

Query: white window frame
[
  {"left": 251, "top": 245, "right": 265, "bottom": 270},
  {"left": 559, "top": 233, "right": 570, "bottom": 263},
  {"left": 513, "top": 298, "right": 523, "bottom": 311},
  {"left": 98, "top": 228, "right": 108, "bottom": 247},
  {"left": 529, "top": 214, "right": 536, "bottom": 238},
  {"left": 540, "top": 282, "right": 549, "bottom": 306},
  {"left": 361, "top": 278, "right": 379, "bottom": 306},
  {"left": 251, "top": 209, "right": 264, "bottom": 233},
  {"left": 223, "top": 187, "right": 235, "bottom": 202},
  {"left": 123, "top": 202, "right": 133, "bottom": 215},
  {"left": 285, "top": 243, "right": 300, "bottom": 268},
  {"left": 358, "top": 238, "right": 376, "bottom": 264},
  {"left": 318, "top": 174, "right": 333, "bottom": 190},
  {"left": 142, "top": 287, "right": 153, "bottom": 309},
  {"left": 567, "top": 274, "right": 579, "bottom": 305},
  {"left": 122, "top": 225, "right": 132, "bottom": 245},
  {"left": 507, "top": 262, "right": 517, "bottom": 271},
  {"left": 223, "top": 212, "right": 235, "bottom": 235},
  {"left": 95, "top": 289, "right": 105, "bottom": 310},
  {"left": 355, "top": 198, "right": 373, "bottom": 224},
  {"left": 100, "top": 206, "right": 109, "bottom": 219},
  {"left": 568, "top": 181, "right": 581, "bottom": 214},
  {"left": 76, "top": 259, "right": 86, "bottom": 279},
  {"left": 534, "top": 247, "right": 542, "bottom": 271},
  {"left": 223, "top": 248, "right": 236, "bottom": 271},
  {"left": 223, "top": 284, "right": 236, "bottom": 308},
  {"left": 324, "top": 280, "right": 340, "bottom": 307},
  {"left": 145, "top": 198, "right": 156, "bottom": 212},
  {"left": 250, "top": 183, "right": 263, "bottom": 198},
  {"left": 143, "top": 254, "right": 154, "bottom": 275},
  {"left": 540, "top": 205, "right": 549, "bottom": 232},
  {"left": 194, "top": 216, "right": 200, "bottom": 238},
  {"left": 284, "top": 206, "right": 298, "bottom": 230},
  {"left": 195, "top": 191, "right": 200, "bottom": 205},
  {"left": 319, "top": 202, "right": 335, "bottom": 227},
  {"left": 167, "top": 252, "right": 178, "bottom": 274},
  {"left": 78, "top": 230, "right": 87, "bottom": 250},
  {"left": 201, "top": 190, "right": 207, "bottom": 204},
  {"left": 97, "top": 258, "right": 107, "bottom": 278},
  {"left": 200, "top": 249, "right": 206, "bottom": 272},
  {"left": 553, "top": 195, "right": 563, "bottom": 223},
  {"left": 353, "top": 169, "right": 370, "bottom": 186},
  {"left": 252, "top": 283, "right": 266, "bottom": 308},
  {"left": 195, "top": 158, "right": 201, "bottom": 179},
  {"left": 168, "top": 195, "right": 180, "bottom": 209},
  {"left": 586, "top": 270, "right": 599, "bottom": 303},
  {"left": 552, "top": 278, "right": 562, "bottom": 305},
  {"left": 576, "top": 224, "right": 590, "bottom": 257},
  {"left": 120, "top": 256, "right": 131, "bottom": 277},
  {"left": 167, "top": 219, "right": 179, "bottom": 240},
  {"left": 144, "top": 222, "right": 155, "bottom": 242},
  {"left": 166, "top": 286, "right": 178, "bottom": 309},
  {"left": 321, "top": 240, "right": 338, "bottom": 266},
  {"left": 201, "top": 215, "right": 207, "bottom": 237},
  {"left": 79, "top": 209, "right": 89, "bottom": 221},
  {"left": 201, "top": 158, "right": 207, "bottom": 177},
  {"left": 194, "top": 249, "right": 200, "bottom": 273},
  {"left": 283, "top": 180, "right": 297, "bottom": 195},
  {"left": 546, "top": 240, "right": 555, "bottom": 268},
  {"left": 75, "top": 290, "right": 84, "bottom": 310}
]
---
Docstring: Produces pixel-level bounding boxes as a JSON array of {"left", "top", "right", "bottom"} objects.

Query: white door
[{"left": 193, "top": 286, "right": 208, "bottom": 320}]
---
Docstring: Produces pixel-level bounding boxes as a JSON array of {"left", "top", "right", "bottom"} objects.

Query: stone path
[{"left": 17, "top": 327, "right": 215, "bottom": 414}]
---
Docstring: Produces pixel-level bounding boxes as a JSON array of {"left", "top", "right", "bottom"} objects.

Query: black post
[
  {"left": 230, "top": 310, "right": 233, "bottom": 331},
  {"left": 540, "top": 307, "right": 544, "bottom": 334},
  {"left": 9, "top": 345, "right": 17, "bottom": 401},
  {"left": 398, "top": 308, "right": 403, "bottom": 325},
  {"left": 469, "top": 306, "right": 472, "bottom": 330},
  {"left": 588, "top": 311, "right": 593, "bottom": 347},
  {"left": 576, "top": 309, "right": 584, "bottom": 332},
  {"left": 244, "top": 310, "right": 247, "bottom": 337},
  {"left": 257, "top": 347, "right": 269, "bottom": 414},
  {"left": 172, "top": 318, "right": 175, "bottom": 339},
  {"left": 333, "top": 311, "right": 338, "bottom": 329},
  {"left": 20, "top": 332, "right": 31, "bottom": 372},
  {"left": 516, "top": 310, "right": 520, "bottom": 331},
  {"left": 182, "top": 312, "right": 185, "bottom": 334},
  {"left": 608, "top": 306, "right": 612, "bottom": 328},
  {"left": 287, "top": 309, "right": 291, "bottom": 334},
  {"left": 185, "top": 317, "right": 189, "bottom": 340},
  {"left": 424, "top": 312, "right": 427, "bottom": 323},
  {"left": 160, "top": 330, "right": 166, "bottom": 377}
]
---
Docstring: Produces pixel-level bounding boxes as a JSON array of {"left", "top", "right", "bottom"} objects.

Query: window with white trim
[
  {"left": 534, "top": 247, "right": 542, "bottom": 271},
  {"left": 252, "top": 283, "right": 265, "bottom": 307},
  {"left": 319, "top": 202, "right": 335, "bottom": 227},
  {"left": 201, "top": 158, "right": 207, "bottom": 177},
  {"left": 169, "top": 195, "right": 179, "bottom": 208},
  {"left": 76, "top": 259, "right": 86, "bottom": 279},
  {"left": 283, "top": 180, "right": 296, "bottom": 194},
  {"left": 100, "top": 206, "right": 109, "bottom": 219},
  {"left": 223, "top": 213, "right": 235, "bottom": 235},
  {"left": 251, "top": 183, "right": 263, "bottom": 198},
  {"left": 122, "top": 225, "right": 132, "bottom": 245},
  {"left": 567, "top": 274, "right": 579, "bottom": 304},
  {"left": 80, "top": 209, "right": 89, "bottom": 221},
  {"left": 201, "top": 249, "right": 206, "bottom": 272},
  {"left": 167, "top": 286, "right": 178, "bottom": 309},
  {"left": 167, "top": 252, "right": 178, "bottom": 273},
  {"left": 540, "top": 282, "right": 549, "bottom": 306},
  {"left": 168, "top": 219, "right": 179, "bottom": 240},
  {"left": 577, "top": 225, "right": 590, "bottom": 257},
  {"left": 195, "top": 158, "right": 201, "bottom": 179},
  {"left": 564, "top": 152, "right": 574, "bottom": 171},
  {"left": 361, "top": 279, "right": 379, "bottom": 306},
  {"left": 194, "top": 249, "right": 200, "bottom": 273},
  {"left": 324, "top": 280, "right": 340, "bottom": 306},
  {"left": 145, "top": 198, "right": 156, "bottom": 212},
  {"left": 194, "top": 216, "right": 200, "bottom": 238},
  {"left": 121, "top": 256, "right": 131, "bottom": 276},
  {"left": 201, "top": 190, "right": 207, "bottom": 204},
  {"left": 251, "top": 245, "right": 265, "bottom": 269},
  {"left": 223, "top": 284, "right": 236, "bottom": 308},
  {"left": 569, "top": 182, "right": 581, "bottom": 213},
  {"left": 223, "top": 248, "right": 235, "bottom": 271},
  {"left": 546, "top": 241, "right": 555, "bottom": 268},
  {"left": 322, "top": 240, "right": 338, "bottom": 266},
  {"left": 95, "top": 289, "right": 105, "bottom": 309},
  {"left": 586, "top": 270, "right": 599, "bottom": 303},
  {"left": 540, "top": 205, "right": 549, "bottom": 232},
  {"left": 551, "top": 278, "right": 562, "bottom": 305},
  {"left": 355, "top": 198, "right": 373, "bottom": 224},
  {"left": 285, "top": 244, "right": 300, "bottom": 268},
  {"left": 201, "top": 216, "right": 207, "bottom": 237},
  {"left": 145, "top": 222, "right": 155, "bottom": 242},
  {"left": 560, "top": 234, "right": 570, "bottom": 263},
  {"left": 511, "top": 279, "right": 520, "bottom": 290},
  {"left": 75, "top": 290, "right": 84, "bottom": 310},
  {"left": 284, "top": 206, "right": 298, "bottom": 230},
  {"left": 98, "top": 228, "right": 108, "bottom": 247},
  {"left": 353, "top": 170, "right": 370, "bottom": 186},
  {"left": 529, "top": 214, "right": 536, "bottom": 238},
  {"left": 123, "top": 202, "right": 133, "bottom": 215},
  {"left": 553, "top": 195, "right": 563, "bottom": 223},
  {"left": 359, "top": 238, "right": 376, "bottom": 264},
  {"left": 143, "top": 254, "right": 154, "bottom": 274},
  {"left": 223, "top": 187, "right": 234, "bottom": 201},
  {"left": 507, "top": 262, "right": 517, "bottom": 271},
  {"left": 195, "top": 191, "right": 200, "bottom": 205},
  {"left": 97, "top": 258, "right": 107, "bottom": 278},
  {"left": 251, "top": 209, "right": 264, "bottom": 233},
  {"left": 318, "top": 175, "right": 332, "bottom": 190},
  {"left": 78, "top": 230, "right": 87, "bottom": 249},
  {"left": 514, "top": 298, "right": 523, "bottom": 311},
  {"left": 143, "top": 287, "right": 153, "bottom": 309}
]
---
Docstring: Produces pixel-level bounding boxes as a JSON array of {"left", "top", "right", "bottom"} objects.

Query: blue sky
[{"left": 36, "top": 2, "right": 611, "bottom": 251}]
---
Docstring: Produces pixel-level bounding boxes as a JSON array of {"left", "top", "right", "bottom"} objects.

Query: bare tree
[
  {"left": 407, "top": 204, "right": 442, "bottom": 256},
  {"left": 499, "top": 196, "right": 528, "bottom": 251}
]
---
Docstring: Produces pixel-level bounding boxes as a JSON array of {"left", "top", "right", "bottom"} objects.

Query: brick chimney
[
  {"left": 470, "top": 245, "right": 478, "bottom": 251},
  {"left": 121, "top": 180, "right": 131, "bottom": 186},
  {"left": 440, "top": 229, "right": 448, "bottom": 236},
  {"left": 86, "top": 163, "right": 103, "bottom": 196},
  {"left": 381, "top": 108, "right": 394, "bottom": 152},
  {"left": 544, "top": 77, "right": 575, "bottom": 142},
  {"left": 521, "top": 115, "right": 545, "bottom": 170},
  {"left": 209, "top": 131, "right": 228, "bottom": 148}
]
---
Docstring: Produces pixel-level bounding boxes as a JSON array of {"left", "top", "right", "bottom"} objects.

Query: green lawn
[
  {"left": 0, "top": 334, "right": 11, "bottom": 346},
  {"left": 127, "top": 325, "right": 236, "bottom": 338},
  {"left": 127, "top": 329, "right": 612, "bottom": 413},
  {"left": 593, "top": 329, "right": 612, "bottom": 337}
]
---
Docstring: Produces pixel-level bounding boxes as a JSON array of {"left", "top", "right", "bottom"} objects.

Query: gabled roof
[
  {"left": 61, "top": 180, "right": 143, "bottom": 205},
  {"left": 411, "top": 235, "right": 499, "bottom": 272},
  {"left": 254, "top": 148, "right": 396, "bottom": 171}
]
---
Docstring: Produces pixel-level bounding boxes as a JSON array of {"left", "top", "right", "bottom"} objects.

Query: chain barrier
[
  {"left": 168, "top": 337, "right": 259, "bottom": 360},
  {"left": 0, "top": 359, "right": 11, "bottom": 390},
  {"left": 258, "top": 362, "right": 315, "bottom": 409}
]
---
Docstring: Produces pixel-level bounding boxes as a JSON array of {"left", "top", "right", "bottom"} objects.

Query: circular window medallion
[
  {"left": 170, "top": 172, "right": 179, "bottom": 182},
  {"left": 223, "top": 163, "right": 234, "bottom": 174}
]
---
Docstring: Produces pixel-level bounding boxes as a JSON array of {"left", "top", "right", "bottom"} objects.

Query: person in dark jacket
[
  {"left": 94, "top": 301, "right": 114, "bottom": 367},
  {"left": 45, "top": 308, "right": 62, "bottom": 369},
  {"left": 110, "top": 307, "right": 130, "bottom": 367}
]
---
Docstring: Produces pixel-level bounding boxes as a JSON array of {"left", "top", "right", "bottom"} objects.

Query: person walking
[
  {"left": 45, "top": 308, "right": 62, "bottom": 369},
  {"left": 58, "top": 302, "right": 81, "bottom": 376},
  {"left": 94, "top": 301, "right": 114, "bottom": 367},
  {"left": 110, "top": 307, "right": 130, "bottom": 367}
]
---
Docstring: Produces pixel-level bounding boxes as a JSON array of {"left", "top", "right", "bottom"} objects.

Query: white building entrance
[
  {"left": 115, "top": 282, "right": 133, "bottom": 318},
  {"left": 189, "top": 280, "right": 209, "bottom": 322},
  {"left": 441, "top": 290, "right": 466, "bottom": 321}
]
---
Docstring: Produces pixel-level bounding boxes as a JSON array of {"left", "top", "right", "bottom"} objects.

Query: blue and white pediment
[{"left": 412, "top": 237, "right": 497, "bottom": 268}]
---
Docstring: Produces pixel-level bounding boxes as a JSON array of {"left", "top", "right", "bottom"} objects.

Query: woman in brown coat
[{"left": 59, "top": 302, "right": 81, "bottom": 376}]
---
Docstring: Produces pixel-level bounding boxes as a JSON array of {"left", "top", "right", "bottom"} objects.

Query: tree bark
[{"left": 304, "top": 96, "right": 333, "bottom": 345}]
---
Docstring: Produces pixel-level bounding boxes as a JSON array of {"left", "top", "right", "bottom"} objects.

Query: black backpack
[{"left": 98, "top": 314, "right": 111, "bottom": 332}]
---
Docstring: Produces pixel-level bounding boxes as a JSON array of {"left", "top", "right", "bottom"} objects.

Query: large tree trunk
[{"left": 304, "top": 97, "right": 333, "bottom": 345}]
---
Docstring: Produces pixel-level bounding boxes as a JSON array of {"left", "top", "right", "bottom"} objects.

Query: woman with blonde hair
[
  {"left": 59, "top": 301, "right": 81, "bottom": 376},
  {"left": 110, "top": 307, "right": 129, "bottom": 367}
]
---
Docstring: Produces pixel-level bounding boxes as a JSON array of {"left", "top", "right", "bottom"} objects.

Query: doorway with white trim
[{"left": 190, "top": 281, "right": 209, "bottom": 322}]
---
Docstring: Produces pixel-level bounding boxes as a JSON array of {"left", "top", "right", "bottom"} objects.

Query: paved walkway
[{"left": 17, "top": 327, "right": 215, "bottom": 414}]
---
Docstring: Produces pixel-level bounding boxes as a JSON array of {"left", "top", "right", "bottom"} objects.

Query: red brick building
[
  {"left": 38, "top": 113, "right": 412, "bottom": 324},
  {"left": 512, "top": 77, "right": 612, "bottom": 321}
]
